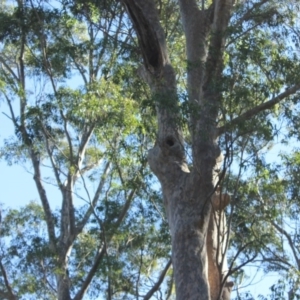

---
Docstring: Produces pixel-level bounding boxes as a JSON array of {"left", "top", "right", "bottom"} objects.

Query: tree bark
[{"left": 122, "top": 0, "right": 235, "bottom": 299}]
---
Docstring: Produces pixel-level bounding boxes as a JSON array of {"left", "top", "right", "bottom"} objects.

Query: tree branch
[
  {"left": 227, "top": 241, "right": 256, "bottom": 275},
  {"left": 115, "top": 187, "right": 137, "bottom": 228},
  {"left": 178, "top": 0, "right": 200, "bottom": 18},
  {"left": 40, "top": 123, "right": 63, "bottom": 189},
  {"left": 203, "top": 0, "right": 234, "bottom": 92},
  {"left": 0, "top": 291, "right": 17, "bottom": 300},
  {"left": 4, "top": 93, "right": 18, "bottom": 128},
  {"left": 17, "top": 0, "right": 26, "bottom": 121},
  {"left": 0, "top": 260, "right": 17, "bottom": 300},
  {"left": 122, "top": 0, "right": 168, "bottom": 72},
  {"left": 74, "top": 125, "right": 95, "bottom": 182},
  {"left": 271, "top": 221, "right": 300, "bottom": 270},
  {"left": 257, "top": 257, "right": 290, "bottom": 272},
  {"left": 143, "top": 258, "right": 172, "bottom": 300},
  {"left": 31, "top": 151, "right": 57, "bottom": 250},
  {"left": 0, "top": 56, "right": 19, "bottom": 83},
  {"left": 178, "top": 0, "right": 210, "bottom": 108},
  {"left": 76, "top": 161, "right": 111, "bottom": 235},
  {"left": 73, "top": 185, "right": 138, "bottom": 300},
  {"left": 122, "top": 0, "right": 182, "bottom": 147},
  {"left": 259, "top": 239, "right": 295, "bottom": 269},
  {"left": 233, "top": 0, "right": 271, "bottom": 27},
  {"left": 73, "top": 242, "right": 106, "bottom": 300},
  {"left": 217, "top": 83, "right": 300, "bottom": 135}
]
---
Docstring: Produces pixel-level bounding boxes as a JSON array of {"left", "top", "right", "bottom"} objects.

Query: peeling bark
[{"left": 208, "top": 191, "right": 233, "bottom": 300}]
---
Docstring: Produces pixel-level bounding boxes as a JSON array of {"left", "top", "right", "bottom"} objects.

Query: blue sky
[
  {"left": 0, "top": 74, "right": 296, "bottom": 299},
  {"left": 0, "top": 108, "right": 291, "bottom": 299}
]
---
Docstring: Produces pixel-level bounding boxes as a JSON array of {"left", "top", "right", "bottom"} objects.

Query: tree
[
  {"left": 226, "top": 151, "right": 300, "bottom": 300},
  {"left": 1, "top": 0, "right": 300, "bottom": 299},
  {"left": 121, "top": 0, "right": 300, "bottom": 299},
  {"left": 0, "top": 1, "right": 173, "bottom": 299}
]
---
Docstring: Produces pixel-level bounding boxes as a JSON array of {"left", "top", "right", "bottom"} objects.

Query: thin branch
[
  {"left": 94, "top": 11, "right": 116, "bottom": 78},
  {"left": 270, "top": 221, "right": 300, "bottom": 270},
  {"left": 227, "top": 241, "right": 256, "bottom": 275},
  {"left": 76, "top": 161, "right": 111, "bottom": 234},
  {"left": 233, "top": 0, "right": 271, "bottom": 28},
  {"left": 15, "top": 0, "right": 27, "bottom": 141},
  {"left": 226, "top": 4, "right": 280, "bottom": 47},
  {"left": 256, "top": 257, "right": 289, "bottom": 272},
  {"left": 88, "top": 25, "right": 95, "bottom": 82},
  {"left": 73, "top": 243, "right": 106, "bottom": 300},
  {"left": 228, "top": 252, "right": 257, "bottom": 277},
  {"left": 0, "top": 260, "right": 17, "bottom": 300},
  {"left": 18, "top": 0, "right": 26, "bottom": 90},
  {"left": 74, "top": 185, "right": 138, "bottom": 300},
  {"left": 40, "top": 123, "right": 63, "bottom": 189},
  {"left": 143, "top": 258, "right": 172, "bottom": 300},
  {"left": 31, "top": 151, "right": 57, "bottom": 250},
  {"left": 217, "top": 83, "right": 300, "bottom": 135},
  {"left": 166, "top": 271, "right": 174, "bottom": 300},
  {"left": 62, "top": 114, "right": 74, "bottom": 166},
  {"left": 225, "top": 22, "right": 261, "bottom": 48},
  {"left": 115, "top": 187, "right": 136, "bottom": 228},
  {"left": 39, "top": 260, "right": 57, "bottom": 294},
  {"left": 3, "top": 94, "right": 18, "bottom": 128},
  {"left": 66, "top": 36, "right": 88, "bottom": 85},
  {"left": 0, "top": 56, "right": 19, "bottom": 82},
  {"left": 29, "top": 0, "right": 74, "bottom": 167},
  {"left": 74, "top": 125, "right": 95, "bottom": 182},
  {"left": 136, "top": 247, "right": 144, "bottom": 297}
]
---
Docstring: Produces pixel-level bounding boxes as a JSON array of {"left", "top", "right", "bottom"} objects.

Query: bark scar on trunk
[{"left": 207, "top": 188, "right": 233, "bottom": 300}]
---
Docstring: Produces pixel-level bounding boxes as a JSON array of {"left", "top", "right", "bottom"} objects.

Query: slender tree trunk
[
  {"left": 57, "top": 278, "right": 71, "bottom": 300},
  {"left": 57, "top": 233, "right": 72, "bottom": 300}
]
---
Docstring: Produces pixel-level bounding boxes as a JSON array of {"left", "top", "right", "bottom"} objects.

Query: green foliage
[
  {"left": 0, "top": 0, "right": 169, "bottom": 299},
  {"left": 1, "top": 0, "right": 300, "bottom": 299}
]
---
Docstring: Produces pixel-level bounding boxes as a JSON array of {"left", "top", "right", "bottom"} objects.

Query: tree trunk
[
  {"left": 122, "top": 0, "right": 234, "bottom": 299},
  {"left": 57, "top": 277, "right": 71, "bottom": 300}
]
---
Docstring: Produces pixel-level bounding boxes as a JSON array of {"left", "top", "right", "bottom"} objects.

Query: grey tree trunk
[{"left": 122, "top": 0, "right": 234, "bottom": 299}]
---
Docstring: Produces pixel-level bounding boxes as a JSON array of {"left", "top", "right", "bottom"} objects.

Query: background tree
[{"left": 0, "top": 0, "right": 173, "bottom": 299}]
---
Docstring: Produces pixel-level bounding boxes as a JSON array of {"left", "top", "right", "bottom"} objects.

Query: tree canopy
[{"left": 1, "top": 0, "right": 300, "bottom": 299}]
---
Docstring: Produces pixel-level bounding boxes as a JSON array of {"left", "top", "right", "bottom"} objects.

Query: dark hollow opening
[{"left": 166, "top": 137, "right": 175, "bottom": 147}]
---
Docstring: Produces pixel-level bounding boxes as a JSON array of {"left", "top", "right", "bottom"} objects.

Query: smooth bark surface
[
  {"left": 122, "top": 1, "right": 233, "bottom": 299},
  {"left": 122, "top": 0, "right": 300, "bottom": 299}
]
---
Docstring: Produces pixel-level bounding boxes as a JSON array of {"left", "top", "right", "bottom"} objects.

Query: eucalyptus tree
[
  {"left": 0, "top": 0, "right": 172, "bottom": 299},
  {"left": 224, "top": 150, "right": 300, "bottom": 300},
  {"left": 121, "top": 0, "right": 300, "bottom": 299},
  {"left": 1, "top": 0, "right": 300, "bottom": 299}
]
